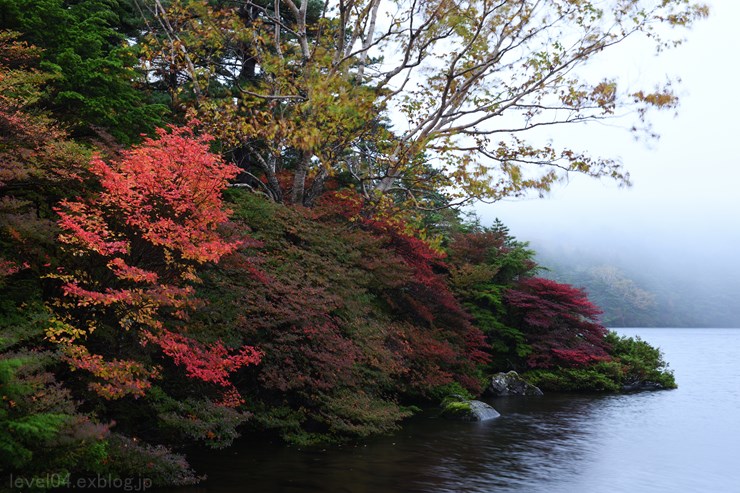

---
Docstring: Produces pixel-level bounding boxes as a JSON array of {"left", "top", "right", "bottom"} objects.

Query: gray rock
[
  {"left": 440, "top": 399, "right": 500, "bottom": 421},
  {"left": 487, "top": 371, "right": 544, "bottom": 397},
  {"left": 467, "top": 400, "right": 501, "bottom": 421},
  {"left": 621, "top": 381, "right": 666, "bottom": 392}
]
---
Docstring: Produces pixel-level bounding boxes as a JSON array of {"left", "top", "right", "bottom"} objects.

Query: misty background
[{"left": 476, "top": 0, "right": 740, "bottom": 328}]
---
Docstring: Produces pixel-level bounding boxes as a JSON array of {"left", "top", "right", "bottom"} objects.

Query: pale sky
[{"left": 477, "top": 0, "right": 740, "bottom": 281}]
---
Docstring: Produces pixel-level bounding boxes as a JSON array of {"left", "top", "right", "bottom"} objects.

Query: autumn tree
[
  {"left": 51, "top": 126, "right": 261, "bottom": 407},
  {"left": 187, "top": 189, "right": 488, "bottom": 443},
  {"left": 505, "top": 277, "right": 611, "bottom": 368},
  {"left": 136, "top": 0, "right": 706, "bottom": 207},
  {"left": 0, "top": 34, "right": 203, "bottom": 482},
  {"left": 447, "top": 220, "right": 612, "bottom": 370},
  {"left": 447, "top": 222, "right": 538, "bottom": 369}
]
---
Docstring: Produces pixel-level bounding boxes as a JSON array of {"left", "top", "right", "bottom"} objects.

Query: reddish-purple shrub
[{"left": 505, "top": 277, "right": 611, "bottom": 368}]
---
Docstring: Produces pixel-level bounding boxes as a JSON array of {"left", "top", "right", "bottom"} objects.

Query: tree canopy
[{"left": 134, "top": 0, "right": 706, "bottom": 206}]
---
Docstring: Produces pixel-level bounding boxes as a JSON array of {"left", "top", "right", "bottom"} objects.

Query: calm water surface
[{"left": 165, "top": 328, "right": 740, "bottom": 493}]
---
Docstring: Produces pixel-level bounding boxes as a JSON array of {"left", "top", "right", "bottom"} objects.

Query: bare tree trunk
[
  {"left": 375, "top": 149, "right": 402, "bottom": 193},
  {"left": 304, "top": 167, "right": 329, "bottom": 206},
  {"left": 284, "top": 0, "right": 310, "bottom": 62},
  {"left": 291, "top": 151, "right": 311, "bottom": 205},
  {"left": 245, "top": 146, "right": 283, "bottom": 202},
  {"left": 237, "top": 4, "right": 257, "bottom": 80},
  {"left": 356, "top": 0, "right": 381, "bottom": 80},
  {"left": 265, "top": 153, "right": 283, "bottom": 203}
]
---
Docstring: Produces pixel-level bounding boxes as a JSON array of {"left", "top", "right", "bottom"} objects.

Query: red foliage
[
  {"left": 448, "top": 230, "right": 506, "bottom": 265},
  {"left": 385, "top": 323, "right": 455, "bottom": 388},
  {"left": 315, "top": 191, "right": 489, "bottom": 393},
  {"left": 0, "top": 258, "right": 21, "bottom": 278},
  {"left": 57, "top": 126, "right": 243, "bottom": 266},
  {"left": 144, "top": 330, "right": 261, "bottom": 387},
  {"left": 505, "top": 277, "right": 611, "bottom": 368},
  {"left": 258, "top": 318, "right": 362, "bottom": 393},
  {"left": 143, "top": 329, "right": 261, "bottom": 407},
  {"left": 53, "top": 126, "right": 261, "bottom": 403},
  {"left": 365, "top": 214, "right": 489, "bottom": 371}
]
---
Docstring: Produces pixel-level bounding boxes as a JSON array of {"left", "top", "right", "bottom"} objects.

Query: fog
[{"left": 476, "top": 0, "right": 740, "bottom": 327}]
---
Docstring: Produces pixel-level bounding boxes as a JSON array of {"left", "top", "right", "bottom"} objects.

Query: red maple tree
[
  {"left": 53, "top": 126, "right": 261, "bottom": 405},
  {"left": 505, "top": 277, "right": 611, "bottom": 368}
]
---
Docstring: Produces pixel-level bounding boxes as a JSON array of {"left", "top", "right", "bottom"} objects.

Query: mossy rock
[{"left": 487, "top": 371, "right": 544, "bottom": 396}]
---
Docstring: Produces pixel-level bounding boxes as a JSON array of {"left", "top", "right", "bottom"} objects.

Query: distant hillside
[{"left": 532, "top": 242, "right": 740, "bottom": 328}]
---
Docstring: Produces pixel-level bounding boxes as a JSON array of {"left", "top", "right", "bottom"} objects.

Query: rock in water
[
  {"left": 487, "top": 371, "right": 544, "bottom": 397},
  {"left": 621, "top": 381, "right": 666, "bottom": 392},
  {"left": 440, "top": 399, "right": 500, "bottom": 421},
  {"left": 468, "top": 400, "right": 501, "bottom": 421}
]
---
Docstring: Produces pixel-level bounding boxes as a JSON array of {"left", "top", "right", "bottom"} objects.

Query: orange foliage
[{"left": 54, "top": 126, "right": 261, "bottom": 404}]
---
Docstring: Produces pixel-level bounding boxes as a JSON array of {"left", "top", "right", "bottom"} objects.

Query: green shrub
[
  {"left": 428, "top": 381, "right": 475, "bottom": 402},
  {"left": 0, "top": 354, "right": 110, "bottom": 487},
  {"left": 525, "top": 362, "right": 623, "bottom": 392},
  {"left": 606, "top": 331, "right": 677, "bottom": 389},
  {"left": 149, "top": 387, "right": 249, "bottom": 449},
  {"left": 0, "top": 301, "right": 110, "bottom": 487}
]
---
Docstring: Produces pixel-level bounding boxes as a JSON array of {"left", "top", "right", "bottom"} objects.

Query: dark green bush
[
  {"left": 606, "top": 331, "right": 677, "bottom": 389},
  {"left": 525, "top": 362, "right": 623, "bottom": 392},
  {"left": 428, "top": 381, "right": 476, "bottom": 403}
]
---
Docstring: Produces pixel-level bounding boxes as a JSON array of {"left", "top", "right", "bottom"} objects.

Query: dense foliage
[
  {"left": 525, "top": 332, "right": 676, "bottom": 393},
  {"left": 193, "top": 190, "right": 487, "bottom": 444},
  {"left": 446, "top": 221, "right": 675, "bottom": 393},
  {"left": 52, "top": 125, "right": 261, "bottom": 407},
  {"left": 0, "top": 0, "right": 700, "bottom": 485},
  {"left": 504, "top": 278, "right": 611, "bottom": 369},
  {"left": 0, "top": 0, "right": 166, "bottom": 142}
]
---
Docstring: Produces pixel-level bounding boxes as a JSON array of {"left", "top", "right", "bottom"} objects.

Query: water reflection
[
  {"left": 158, "top": 329, "right": 740, "bottom": 493},
  {"left": 161, "top": 395, "right": 614, "bottom": 493}
]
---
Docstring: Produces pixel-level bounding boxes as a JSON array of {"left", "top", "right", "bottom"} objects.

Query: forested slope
[{"left": 0, "top": 0, "right": 704, "bottom": 485}]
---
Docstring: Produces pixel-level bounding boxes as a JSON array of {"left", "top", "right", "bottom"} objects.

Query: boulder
[
  {"left": 621, "top": 381, "right": 666, "bottom": 392},
  {"left": 440, "top": 399, "right": 500, "bottom": 421},
  {"left": 487, "top": 371, "right": 543, "bottom": 397}
]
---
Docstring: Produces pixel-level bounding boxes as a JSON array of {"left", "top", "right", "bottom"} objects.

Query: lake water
[{"left": 164, "top": 328, "right": 740, "bottom": 493}]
